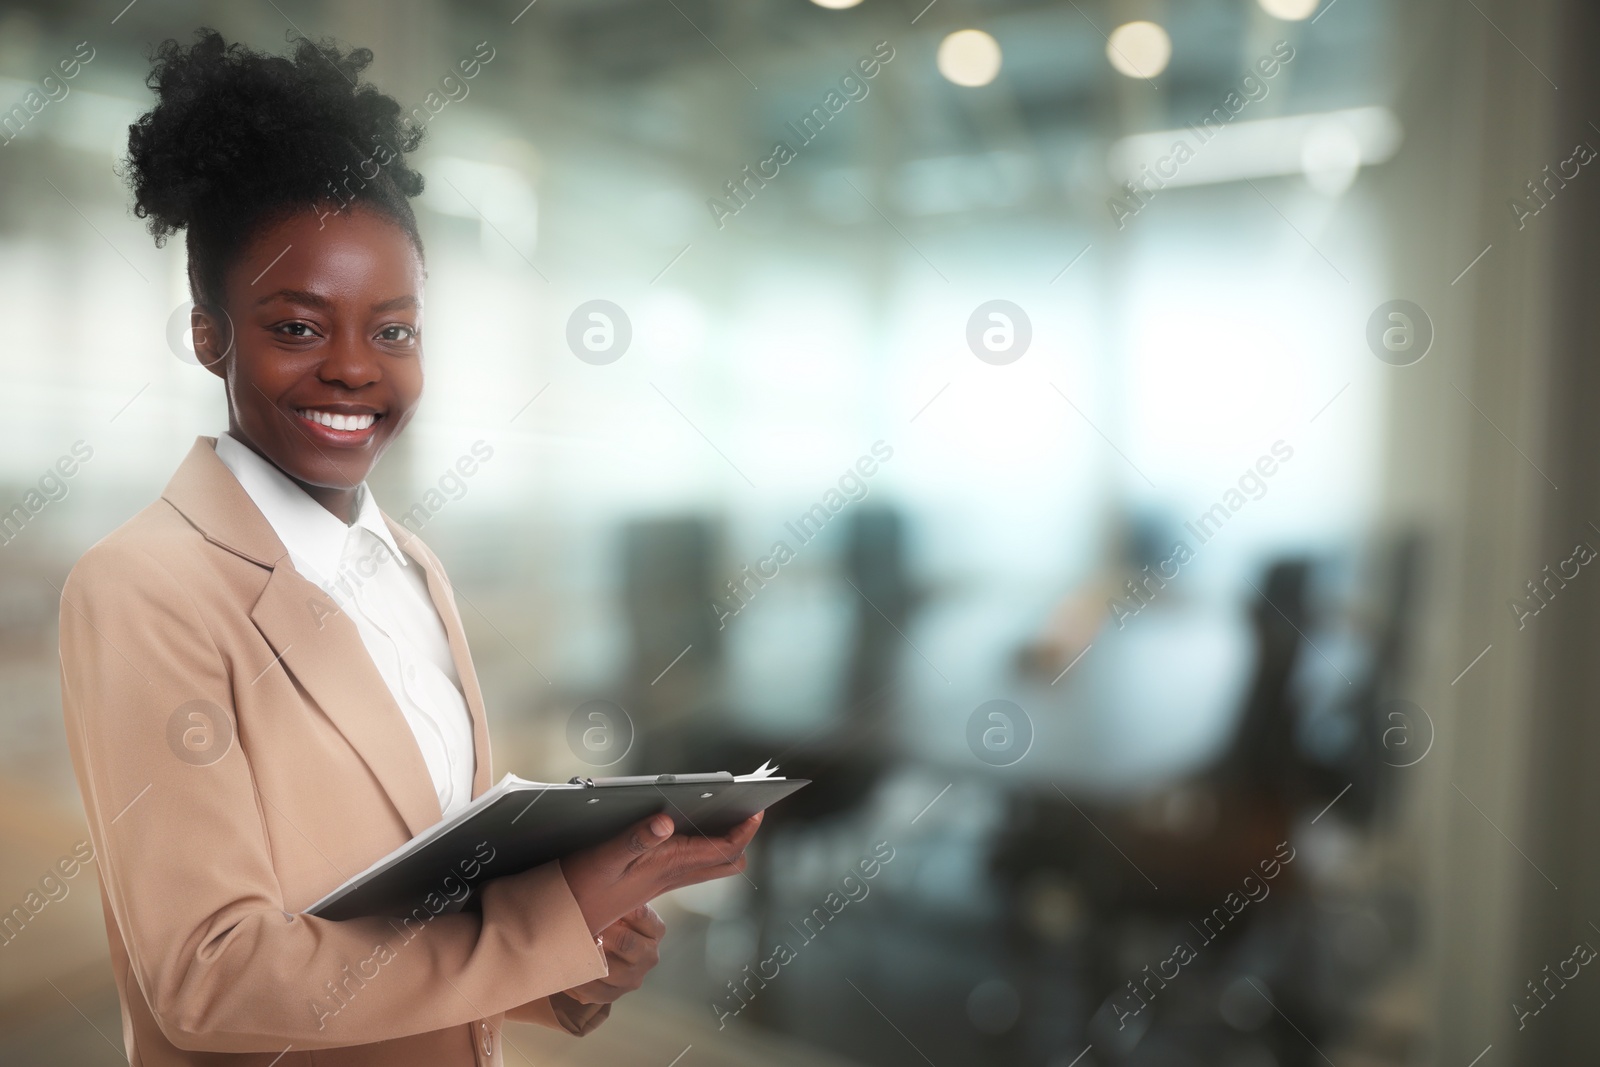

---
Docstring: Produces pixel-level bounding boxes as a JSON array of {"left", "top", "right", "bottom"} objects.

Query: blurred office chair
[
  {"left": 989, "top": 558, "right": 1319, "bottom": 1063},
  {"left": 1296, "top": 532, "right": 1426, "bottom": 830},
  {"left": 621, "top": 509, "right": 908, "bottom": 1024},
  {"left": 989, "top": 542, "right": 1426, "bottom": 1064},
  {"left": 620, "top": 508, "right": 900, "bottom": 809},
  {"left": 619, "top": 516, "right": 724, "bottom": 734}
]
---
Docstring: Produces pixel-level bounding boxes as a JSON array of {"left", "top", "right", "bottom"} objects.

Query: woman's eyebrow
[
  {"left": 251, "top": 290, "right": 418, "bottom": 312},
  {"left": 256, "top": 287, "right": 332, "bottom": 309}
]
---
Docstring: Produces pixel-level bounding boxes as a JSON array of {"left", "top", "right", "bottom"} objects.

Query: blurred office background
[{"left": 3, "top": 0, "right": 1599, "bottom": 1063}]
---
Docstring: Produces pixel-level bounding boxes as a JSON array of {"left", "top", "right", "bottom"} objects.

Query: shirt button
[{"left": 405, "top": 664, "right": 417, "bottom": 681}]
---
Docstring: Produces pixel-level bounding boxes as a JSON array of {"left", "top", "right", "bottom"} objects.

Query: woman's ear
[{"left": 192, "top": 304, "right": 234, "bottom": 377}]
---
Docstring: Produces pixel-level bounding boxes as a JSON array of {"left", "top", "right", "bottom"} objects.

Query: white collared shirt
[{"left": 214, "top": 432, "right": 477, "bottom": 820}]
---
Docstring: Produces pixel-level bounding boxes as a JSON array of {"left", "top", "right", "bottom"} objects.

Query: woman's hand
[
  {"left": 558, "top": 810, "right": 763, "bottom": 937},
  {"left": 547, "top": 992, "right": 608, "bottom": 1036},
  {"left": 546, "top": 904, "right": 668, "bottom": 1034},
  {"left": 563, "top": 904, "right": 666, "bottom": 1006}
]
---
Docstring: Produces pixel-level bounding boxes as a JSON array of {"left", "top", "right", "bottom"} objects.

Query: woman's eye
[
  {"left": 378, "top": 325, "right": 417, "bottom": 343},
  {"left": 275, "top": 322, "right": 317, "bottom": 338}
]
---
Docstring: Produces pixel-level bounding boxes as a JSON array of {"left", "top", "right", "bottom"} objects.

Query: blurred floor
[
  {"left": 503, "top": 990, "right": 868, "bottom": 1067},
  {"left": 0, "top": 980, "right": 868, "bottom": 1067},
  {"left": 0, "top": 973, "right": 123, "bottom": 1067}
]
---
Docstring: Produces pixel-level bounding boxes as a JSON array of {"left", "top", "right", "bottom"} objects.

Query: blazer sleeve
[{"left": 58, "top": 543, "right": 608, "bottom": 1054}]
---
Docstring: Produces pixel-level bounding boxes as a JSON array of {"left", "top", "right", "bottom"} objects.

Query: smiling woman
[
  {"left": 55, "top": 26, "right": 764, "bottom": 1067},
  {"left": 123, "top": 29, "right": 429, "bottom": 521}
]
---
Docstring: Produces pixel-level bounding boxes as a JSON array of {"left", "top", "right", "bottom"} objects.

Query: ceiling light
[
  {"left": 1258, "top": 0, "right": 1320, "bottom": 20},
  {"left": 937, "top": 29, "right": 1003, "bottom": 87},
  {"left": 1300, "top": 118, "right": 1364, "bottom": 195},
  {"left": 1106, "top": 106, "right": 1403, "bottom": 192},
  {"left": 810, "top": 0, "right": 865, "bottom": 8},
  {"left": 1106, "top": 21, "right": 1172, "bottom": 80}
]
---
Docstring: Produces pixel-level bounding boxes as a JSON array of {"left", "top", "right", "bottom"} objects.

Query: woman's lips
[{"left": 293, "top": 407, "right": 381, "bottom": 445}]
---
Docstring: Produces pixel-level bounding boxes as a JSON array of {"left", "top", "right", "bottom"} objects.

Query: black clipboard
[{"left": 306, "top": 769, "right": 808, "bottom": 921}]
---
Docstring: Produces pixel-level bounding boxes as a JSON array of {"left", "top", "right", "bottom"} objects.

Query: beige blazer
[{"left": 58, "top": 437, "right": 609, "bottom": 1066}]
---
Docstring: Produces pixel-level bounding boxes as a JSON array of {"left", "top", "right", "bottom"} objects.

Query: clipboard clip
[{"left": 567, "top": 771, "right": 737, "bottom": 788}]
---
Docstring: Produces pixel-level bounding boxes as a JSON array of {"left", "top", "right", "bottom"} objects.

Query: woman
[{"left": 58, "top": 30, "right": 760, "bottom": 1066}]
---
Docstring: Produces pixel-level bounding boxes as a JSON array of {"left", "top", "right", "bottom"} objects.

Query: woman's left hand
[{"left": 562, "top": 903, "right": 666, "bottom": 1007}]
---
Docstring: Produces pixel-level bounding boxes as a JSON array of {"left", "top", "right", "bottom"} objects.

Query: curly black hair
[{"left": 124, "top": 28, "right": 426, "bottom": 307}]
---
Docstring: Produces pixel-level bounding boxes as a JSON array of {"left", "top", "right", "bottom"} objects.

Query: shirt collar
[{"left": 212, "top": 431, "right": 408, "bottom": 586}]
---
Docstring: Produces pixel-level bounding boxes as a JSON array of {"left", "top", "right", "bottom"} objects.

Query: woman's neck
[
  {"left": 227, "top": 428, "right": 360, "bottom": 524},
  {"left": 297, "top": 480, "right": 360, "bottom": 525}
]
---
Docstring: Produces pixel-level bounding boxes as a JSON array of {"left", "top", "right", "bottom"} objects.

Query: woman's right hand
[{"left": 558, "top": 810, "right": 763, "bottom": 936}]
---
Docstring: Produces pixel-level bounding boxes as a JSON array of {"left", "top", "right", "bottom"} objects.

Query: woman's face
[{"left": 197, "top": 203, "right": 425, "bottom": 501}]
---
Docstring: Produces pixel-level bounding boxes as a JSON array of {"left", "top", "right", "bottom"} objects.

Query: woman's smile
[{"left": 293, "top": 405, "right": 383, "bottom": 443}]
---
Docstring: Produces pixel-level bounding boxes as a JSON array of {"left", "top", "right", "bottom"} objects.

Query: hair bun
[{"left": 125, "top": 28, "right": 425, "bottom": 245}]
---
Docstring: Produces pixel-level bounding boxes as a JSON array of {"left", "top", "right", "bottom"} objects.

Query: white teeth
[{"left": 299, "top": 409, "right": 376, "bottom": 431}]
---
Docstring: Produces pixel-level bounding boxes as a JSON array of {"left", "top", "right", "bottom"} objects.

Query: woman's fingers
[
  {"left": 598, "top": 940, "right": 657, "bottom": 978},
  {"left": 602, "top": 921, "right": 639, "bottom": 960},
  {"left": 604, "top": 813, "right": 673, "bottom": 874},
  {"left": 627, "top": 811, "right": 762, "bottom": 878},
  {"left": 564, "top": 976, "right": 631, "bottom": 1005},
  {"left": 559, "top": 813, "right": 677, "bottom": 933},
  {"left": 662, "top": 812, "right": 761, "bottom": 863},
  {"left": 550, "top": 990, "right": 615, "bottom": 1029},
  {"left": 657, "top": 839, "right": 747, "bottom": 887},
  {"left": 721, "top": 811, "right": 764, "bottom": 849},
  {"left": 600, "top": 914, "right": 663, "bottom": 966},
  {"left": 662, "top": 811, "right": 763, "bottom": 871},
  {"left": 564, "top": 810, "right": 766, "bottom": 932},
  {"left": 708, "top": 811, "right": 763, "bottom": 859},
  {"left": 628, "top": 814, "right": 675, "bottom": 855},
  {"left": 620, "top": 903, "right": 666, "bottom": 941},
  {"left": 659, "top": 850, "right": 751, "bottom": 895},
  {"left": 568, "top": 914, "right": 662, "bottom": 1004}
]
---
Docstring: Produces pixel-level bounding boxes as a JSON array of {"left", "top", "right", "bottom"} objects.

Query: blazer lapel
[
  {"left": 162, "top": 436, "right": 448, "bottom": 837},
  {"left": 250, "top": 566, "right": 446, "bottom": 836},
  {"left": 385, "top": 519, "right": 495, "bottom": 799}
]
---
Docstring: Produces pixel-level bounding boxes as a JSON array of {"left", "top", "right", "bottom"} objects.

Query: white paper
[{"left": 735, "top": 760, "right": 780, "bottom": 781}]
